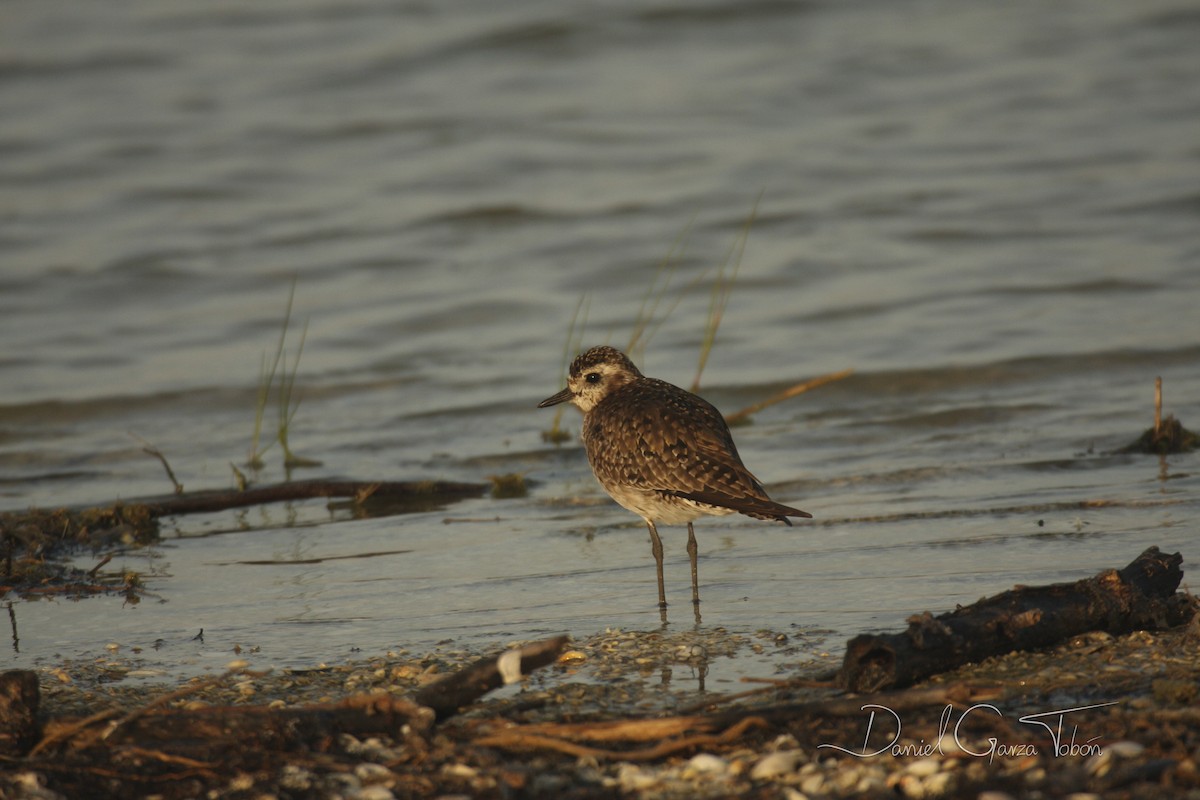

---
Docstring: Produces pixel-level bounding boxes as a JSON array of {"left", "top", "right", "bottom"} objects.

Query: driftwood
[
  {"left": 2, "top": 479, "right": 489, "bottom": 593},
  {"left": 25, "top": 692, "right": 435, "bottom": 798},
  {"left": 9, "top": 637, "right": 570, "bottom": 799},
  {"left": 415, "top": 635, "right": 571, "bottom": 720},
  {"left": 472, "top": 685, "right": 984, "bottom": 760},
  {"left": 474, "top": 548, "right": 1195, "bottom": 760},
  {"left": 839, "top": 546, "right": 1191, "bottom": 693},
  {"left": 123, "top": 478, "right": 489, "bottom": 518}
]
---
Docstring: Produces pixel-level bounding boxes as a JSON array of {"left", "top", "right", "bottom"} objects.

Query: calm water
[{"left": 2, "top": 0, "right": 1198, "bottom": 687}]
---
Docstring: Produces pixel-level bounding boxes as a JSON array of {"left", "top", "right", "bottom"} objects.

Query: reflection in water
[{"left": 7, "top": 603, "right": 17, "bottom": 654}]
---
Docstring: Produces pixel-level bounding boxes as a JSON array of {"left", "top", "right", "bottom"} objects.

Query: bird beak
[{"left": 537, "top": 387, "right": 573, "bottom": 408}]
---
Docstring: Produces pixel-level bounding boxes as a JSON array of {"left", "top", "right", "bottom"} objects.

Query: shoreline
[{"left": 7, "top": 617, "right": 1200, "bottom": 799}]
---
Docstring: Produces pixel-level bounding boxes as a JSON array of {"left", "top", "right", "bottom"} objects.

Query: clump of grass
[
  {"left": 246, "top": 284, "right": 293, "bottom": 469},
  {"left": 544, "top": 196, "right": 852, "bottom": 435},
  {"left": 276, "top": 316, "right": 321, "bottom": 469},
  {"left": 489, "top": 473, "right": 529, "bottom": 499},
  {"left": 1119, "top": 377, "right": 1198, "bottom": 454},
  {"left": 246, "top": 280, "right": 321, "bottom": 470}
]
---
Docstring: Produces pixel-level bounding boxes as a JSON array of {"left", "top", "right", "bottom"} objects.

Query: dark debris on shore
[{"left": 3, "top": 611, "right": 1200, "bottom": 799}]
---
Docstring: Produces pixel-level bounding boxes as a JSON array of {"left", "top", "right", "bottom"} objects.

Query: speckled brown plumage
[{"left": 538, "top": 345, "right": 810, "bottom": 614}]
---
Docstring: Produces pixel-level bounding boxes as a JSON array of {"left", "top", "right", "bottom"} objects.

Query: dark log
[
  {"left": 839, "top": 546, "right": 1193, "bottom": 693},
  {"left": 128, "top": 479, "right": 489, "bottom": 518},
  {"left": 415, "top": 635, "right": 571, "bottom": 721}
]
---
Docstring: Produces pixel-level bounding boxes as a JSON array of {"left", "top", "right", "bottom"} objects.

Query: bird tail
[{"left": 661, "top": 490, "right": 812, "bottom": 523}]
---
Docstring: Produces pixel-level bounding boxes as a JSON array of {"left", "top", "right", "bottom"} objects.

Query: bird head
[{"left": 537, "top": 345, "right": 643, "bottom": 413}]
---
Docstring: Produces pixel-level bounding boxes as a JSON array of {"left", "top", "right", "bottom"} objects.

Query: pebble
[
  {"left": 906, "top": 757, "right": 942, "bottom": 777},
  {"left": 684, "top": 753, "right": 729, "bottom": 776},
  {"left": 800, "top": 772, "right": 826, "bottom": 795},
  {"left": 227, "top": 774, "right": 255, "bottom": 791},
  {"left": 616, "top": 763, "right": 659, "bottom": 791},
  {"left": 751, "top": 750, "right": 800, "bottom": 780},
  {"left": 354, "top": 763, "right": 393, "bottom": 783},
  {"left": 923, "top": 771, "right": 954, "bottom": 796},
  {"left": 27, "top": 624, "right": 1188, "bottom": 800},
  {"left": 277, "top": 765, "right": 313, "bottom": 790},
  {"left": 440, "top": 763, "right": 477, "bottom": 780},
  {"left": 557, "top": 650, "right": 587, "bottom": 664},
  {"left": 1105, "top": 740, "right": 1145, "bottom": 758}
]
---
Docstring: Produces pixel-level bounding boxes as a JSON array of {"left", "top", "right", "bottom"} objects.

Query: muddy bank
[
  {"left": 3, "top": 543, "right": 1197, "bottom": 799},
  {"left": 5, "top": 609, "right": 1200, "bottom": 799}
]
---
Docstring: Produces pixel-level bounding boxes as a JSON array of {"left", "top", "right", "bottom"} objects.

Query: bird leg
[
  {"left": 646, "top": 520, "right": 667, "bottom": 609},
  {"left": 686, "top": 522, "right": 700, "bottom": 608}
]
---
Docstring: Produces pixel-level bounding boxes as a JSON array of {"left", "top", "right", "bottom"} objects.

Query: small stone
[
  {"left": 751, "top": 751, "right": 800, "bottom": 780},
  {"left": 355, "top": 763, "right": 393, "bottom": 783},
  {"left": 771, "top": 734, "right": 800, "bottom": 750},
  {"left": 355, "top": 787, "right": 395, "bottom": 800},
  {"left": 894, "top": 774, "right": 924, "bottom": 798},
  {"left": 685, "top": 753, "right": 728, "bottom": 776},
  {"left": 800, "top": 773, "right": 825, "bottom": 795},
  {"left": 906, "top": 757, "right": 941, "bottom": 777},
  {"left": 1085, "top": 750, "right": 1114, "bottom": 777},
  {"left": 227, "top": 774, "right": 255, "bottom": 791},
  {"left": 1105, "top": 741, "right": 1145, "bottom": 758},
  {"left": 935, "top": 732, "right": 971, "bottom": 756},
  {"left": 922, "top": 771, "right": 954, "bottom": 796},
  {"left": 616, "top": 764, "right": 658, "bottom": 791},
  {"left": 441, "top": 763, "right": 477, "bottom": 780},
  {"left": 558, "top": 650, "right": 587, "bottom": 664},
  {"left": 278, "top": 765, "right": 312, "bottom": 790}
]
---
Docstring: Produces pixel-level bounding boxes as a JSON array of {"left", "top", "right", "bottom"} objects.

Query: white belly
[{"left": 602, "top": 484, "right": 736, "bottom": 525}]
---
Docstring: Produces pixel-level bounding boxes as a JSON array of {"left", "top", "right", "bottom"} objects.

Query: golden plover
[{"left": 538, "top": 345, "right": 810, "bottom": 611}]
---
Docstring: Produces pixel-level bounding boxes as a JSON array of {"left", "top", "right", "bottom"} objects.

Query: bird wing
[{"left": 587, "top": 379, "right": 809, "bottom": 521}]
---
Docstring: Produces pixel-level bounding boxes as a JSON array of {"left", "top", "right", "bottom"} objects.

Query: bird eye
[{"left": 585, "top": 372, "right": 601, "bottom": 384}]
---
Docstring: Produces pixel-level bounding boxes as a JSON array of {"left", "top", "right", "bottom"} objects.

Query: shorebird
[{"left": 538, "top": 345, "right": 810, "bottom": 612}]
